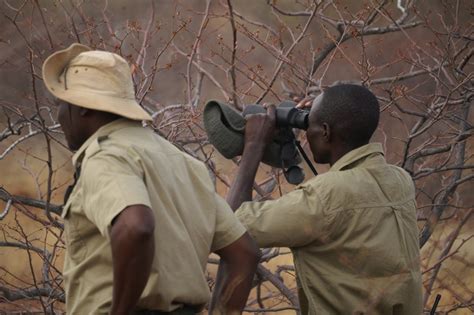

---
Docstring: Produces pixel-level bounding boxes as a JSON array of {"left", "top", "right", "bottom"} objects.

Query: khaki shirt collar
[
  {"left": 72, "top": 118, "right": 137, "bottom": 167},
  {"left": 329, "top": 143, "right": 384, "bottom": 172}
]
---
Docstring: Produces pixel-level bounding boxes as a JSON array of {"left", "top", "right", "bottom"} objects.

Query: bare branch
[
  {"left": 226, "top": 0, "right": 239, "bottom": 109},
  {"left": 174, "top": 44, "right": 231, "bottom": 101},
  {"left": 257, "top": 1, "right": 320, "bottom": 102},
  {"left": 135, "top": 0, "right": 156, "bottom": 76},
  {"left": 0, "top": 285, "right": 64, "bottom": 303},
  {"left": 0, "top": 198, "right": 12, "bottom": 220},
  {"left": 256, "top": 264, "right": 299, "bottom": 306},
  {"left": 186, "top": 0, "right": 212, "bottom": 108},
  {"left": 419, "top": 105, "right": 471, "bottom": 248},
  {"left": 422, "top": 209, "right": 474, "bottom": 306},
  {"left": 0, "top": 188, "right": 62, "bottom": 216}
]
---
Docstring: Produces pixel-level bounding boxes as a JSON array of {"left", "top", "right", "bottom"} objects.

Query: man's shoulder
[
  {"left": 106, "top": 123, "right": 154, "bottom": 146},
  {"left": 80, "top": 135, "right": 141, "bottom": 175},
  {"left": 294, "top": 171, "right": 343, "bottom": 205},
  {"left": 300, "top": 170, "right": 346, "bottom": 190},
  {"left": 299, "top": 163, "right": 415, "bottom": 207},
  {"left": 90, "top": 124, "right": 156, "bottom": 157},
  {"left": 388, "top": 163, "right": 413, "bottom": 181}
]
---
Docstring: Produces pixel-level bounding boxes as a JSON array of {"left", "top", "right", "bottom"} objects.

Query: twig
[
  {"left": 0, "top": 199, "right": 12, "bottom": 220},
  {"left": 226, "top": 0, "right": 239, "bottom": 109},
  {"left": 422, "top": 209, "right": 474, "bottom": 306},
  {"left": 419, "top": 104, "right": 471, "bottom": 248},
  {"left": 0, "top": 188, "right": 62, "bottom": 216},
  {"left": 257, "top": 264, "right": 299, "bottom": 306},
  {"left": 257, "top": 1, "right": 319, "bottom": 102},
  {"left": 0, "top": 285, "right": 64, "bottom": 303},
  {"left": 186, "top": 0, "right": 212, "bottom": 108},
  {"left": 135, "top": 0, "right": 156, "bottom": 76}
]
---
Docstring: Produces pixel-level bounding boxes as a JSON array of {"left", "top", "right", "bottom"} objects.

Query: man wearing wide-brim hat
[{"left": 43, "top": 43, "right": 259, "bottom": 315}]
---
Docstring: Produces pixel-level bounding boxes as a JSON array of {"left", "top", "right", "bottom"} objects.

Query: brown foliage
[{"left": 0, "top": 0, "right": 472, "bottom": 313}]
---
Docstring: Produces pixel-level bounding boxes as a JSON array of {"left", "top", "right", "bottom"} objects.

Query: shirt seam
[
  {"left": 293, "top": 249, "right": 319, "bottom": 314},
  {"left": 325, "top": 196, "right": 415, "bottom": 214}
]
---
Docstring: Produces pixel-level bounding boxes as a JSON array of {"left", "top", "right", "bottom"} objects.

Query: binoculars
[
  {"left": 203, "top": 99, "right": 315, "bottom": 185},
  {"left": 275, "top": 101, "right": 309, "bottom": 130},
  {"left": 243, "top": 101, "right": 309, "bottom": 130},
  {"left": 240, "top": 101, "right": 313, "bottom": 184}
]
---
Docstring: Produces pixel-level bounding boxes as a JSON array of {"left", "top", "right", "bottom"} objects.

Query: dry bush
[{"left": 0, "top": 0, "right": 472, "bottom": 313}]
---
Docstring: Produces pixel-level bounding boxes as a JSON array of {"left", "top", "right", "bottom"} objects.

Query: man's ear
[{"left": 322, "top": 122, "right": 331, "bottom": 142}]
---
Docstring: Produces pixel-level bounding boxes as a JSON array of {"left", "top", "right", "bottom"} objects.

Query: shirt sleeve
[
  {"left": 235, "top": 183, "right": 328, "bottom": 248},
  {"left": 80, "top": 151, "right": 152, "bottom": 237},
  {"left": 211, "top": 193, "right": 247, "bottom": 252}
]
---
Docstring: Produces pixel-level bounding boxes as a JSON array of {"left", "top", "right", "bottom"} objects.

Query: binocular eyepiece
[
  {"left": 243, "top": 101, "right": 309, "bottom": 130},
  {"left": 275, "top": 106, "right": 309, "bottom": 130}
]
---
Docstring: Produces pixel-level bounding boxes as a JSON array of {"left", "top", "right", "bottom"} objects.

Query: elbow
[
  {"left": 131, "top": 219, "right": 155, "bottom": 241},
  {"left": 216, "top": 232, "right": 260, "bottom": 269},
  {"left": 113, "top": 218, "right": 155, "bottom": 245},
  {"left": 129, "top": 210, "right": 155, "bottom": 241},
  {"left": 242, "top": 233, "right": 261, "bottom": 266},
  {"left": 112, "top": 205, "right": 155, "bottom": 242}
]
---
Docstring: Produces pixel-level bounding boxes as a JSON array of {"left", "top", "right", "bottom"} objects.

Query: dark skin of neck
[
  {"left": 326, "top": 143, "right": 360, "bottom": 166},
  {"left": 329, "top": 138, "right": 370, "bottom": 166},
  {"left": 81, "top": 114, "right": 118, "bottom": 141},
  {"left": 58, "top": 102, "right": 120, "bottom": 151},
  {"left": 226, "top": 104, "right": 365, "bottom": 211}
]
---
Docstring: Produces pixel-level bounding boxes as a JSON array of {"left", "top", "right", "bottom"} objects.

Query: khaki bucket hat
[
  {"left": 42, "top": 43, "right": 152, "bottom": 121},
  {"left": 203, "top": 100, "right": 304, "bottom": 184}
]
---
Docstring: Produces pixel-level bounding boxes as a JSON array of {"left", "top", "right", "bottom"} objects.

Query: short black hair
[{"left": 314, "top": 84, "right": 380, "bottom": 146}]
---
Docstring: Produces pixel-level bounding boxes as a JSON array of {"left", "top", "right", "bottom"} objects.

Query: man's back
[
  {"left": 236, "top": 143, "right": 422, "bottom": 314},
  {"left": 63, "top": 119, "right": 246, "bottom": 313}
]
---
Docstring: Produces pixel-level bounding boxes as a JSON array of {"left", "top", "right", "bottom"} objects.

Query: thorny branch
[{"left": 0, "top": 0, "right": 472, "bottom": 312}]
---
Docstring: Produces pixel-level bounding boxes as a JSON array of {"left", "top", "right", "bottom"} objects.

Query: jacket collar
[
  {"left": 72, "top": 118, "right": 139, "bottom": 167},
  {"left": 329, "top": 143, "right": 384, "bottom": 172}
]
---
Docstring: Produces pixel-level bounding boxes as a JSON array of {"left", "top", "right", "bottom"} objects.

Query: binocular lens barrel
[
  {"left": 276, "top": 107, "right": 309, "bottom": 130},
  {"left": 242, "top": 103, "right": 309, "bottom": 130}
]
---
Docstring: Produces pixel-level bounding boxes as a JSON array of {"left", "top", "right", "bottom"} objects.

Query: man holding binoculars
[{"left": 227, "top": 84, "right": 423, "bottom": 314}]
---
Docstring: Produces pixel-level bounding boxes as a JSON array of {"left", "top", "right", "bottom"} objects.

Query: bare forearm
[
  {"left": 210, "top": 261, "right": 254, "bottom": 314},
  {"left": 110, "top": 229, "right": 154, "bottom": 314},
  {"left": 110, "top": 207, "right": 155, "bottom": 314},
  {"left": 210, "top": 234, "right": 259, "bottom": 314},
  {"left": 227, "top": 143, "right": 265, "bottom": 211}
]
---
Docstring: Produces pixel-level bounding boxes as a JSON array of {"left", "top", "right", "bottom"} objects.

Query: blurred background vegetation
[{"left": 0, "top": 0, "right": 472, "bottom": 313}]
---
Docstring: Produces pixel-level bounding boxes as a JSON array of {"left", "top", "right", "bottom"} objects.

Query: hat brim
[
  {"left": 204, "top": 100, "right": 245, "bottom": 159},
  {"left": 204, "top": 100, "right": 301, "bottom": 168},
  {"left": 42, "top": 43, "right": 152, "bottom": 121}
]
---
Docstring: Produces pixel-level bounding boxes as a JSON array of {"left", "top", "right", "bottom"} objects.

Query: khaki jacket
[
  {"left": 236, "top": 143, "right": 422, "bottom": 314},
  {"left": 63, "top": 119, "right": 246, "bottom": 314}
]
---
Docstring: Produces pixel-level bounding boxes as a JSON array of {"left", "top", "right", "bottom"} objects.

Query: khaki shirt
[
  {"left": 236, "top": 143, "right": 422, "bottom": 314},
  {"left": 62, "top": 119, "right": 246, "bottom": 314}
]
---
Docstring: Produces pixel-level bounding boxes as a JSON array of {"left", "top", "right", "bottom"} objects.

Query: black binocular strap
[{"left": 295, "top": 140, "right": 318, "bottom": 177}]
